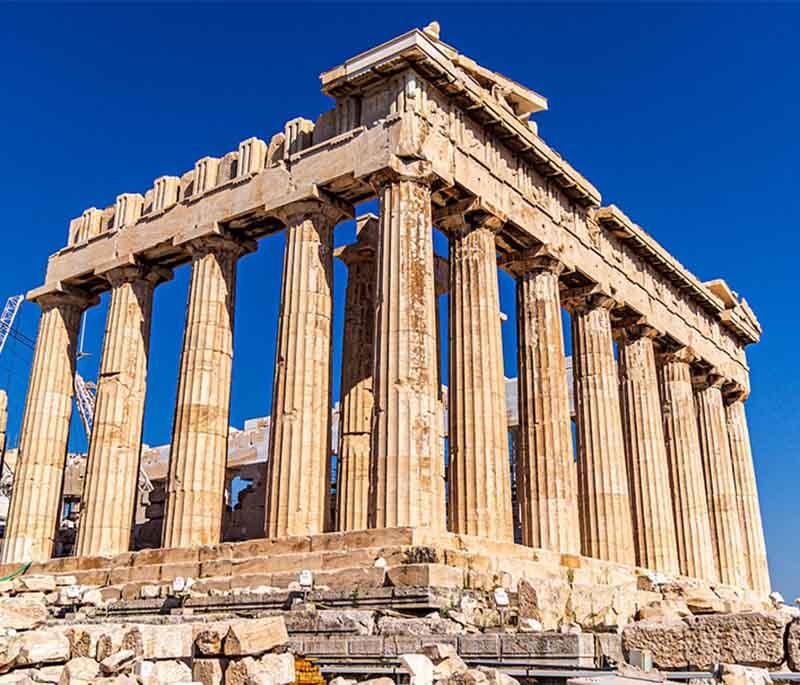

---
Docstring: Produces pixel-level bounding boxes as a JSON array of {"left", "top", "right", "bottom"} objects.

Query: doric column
[
  {"left": 657, "top": 348, "right": 716, "bottom": 581},
  {"left": 2, "top": 290, "right": 93, "bottom": 563},
  {"left": 335, "top": 214, "right": 378, "bottom": 532},
  {"left": 266, "top": 200, "right": 349, "bottom": 538},
  {"left": 507, "top": 253, "right": 579, "bottom": 554},
  {"left": 162, "top": 234, "right": 253, "bottom": 549},
  {"left": 694, "top": 372, "right": 746, "bottom": 587},
  {"left": 617, "top": 326, "right": 680, "bottom": 574},
  {"left": 566, "top": 291, "right": 635, "bottom": 565},
  {"left": 725, "top": 389, "right": 770, "bottom": 593},
  {"left": 76, "top": 263, "right": 170, "bottom": 557},
  {"left": 369, "top": 164, "right": 445, "bottom": 530},
  {"left": 440, "top": 205, "right": 512, "bottom": 541}
]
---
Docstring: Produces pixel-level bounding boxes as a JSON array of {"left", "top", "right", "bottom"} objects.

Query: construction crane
[
  {"left": 73, "top": 370, "right": 153, "bottom": 495},
  {"left": 0, "top": 295, "right": 24, "bottom": 356}
]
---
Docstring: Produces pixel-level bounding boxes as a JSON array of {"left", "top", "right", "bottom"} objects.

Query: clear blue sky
[{"left": 1, "top": 3, "right": 797, "bottom": 597}]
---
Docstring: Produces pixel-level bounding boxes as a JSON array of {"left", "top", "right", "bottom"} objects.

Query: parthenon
[{"left": 0, "top": 22, "right": 769, "bottom": 606}]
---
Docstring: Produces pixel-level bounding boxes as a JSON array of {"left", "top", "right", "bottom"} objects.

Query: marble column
[
  {"left": 266, "top": 201, "right": 347, "bottom": 538},
  {"left": 657, "top": 349, "right": 716, "bottom": 581},
  {"left": 369, "top": 166, "right": 445, "bottom": 530},
  {"left": 567, "top": 292, "right": 635, "bottom": 565},
  {"left": 2, "top": 291, "right": 91, "bottom": 563},
  {"left": 617, "top": 327, "right": 680, "bottom": 574},
  {"left": 335, "top": 214, "right": 377, "bottom": 532},
  {"left": 445, "top": 213, "right": 512, "bottom": 541},
  {"left": 512, "top": 255, "right": 579, "bottom": 554},
  {"left": 725, "top": 392, "right": 770, "bottom": 593},
  {"left": 162, "top": 235, "right": 252, "bottom": 549},
  {"left": 76, "top": 264, "right": 170, "bottom": 557},
  {"left": 694, "top": 372, "right": 747, "bottom": 587}
]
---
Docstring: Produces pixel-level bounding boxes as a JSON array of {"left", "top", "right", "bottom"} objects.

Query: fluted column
[
  {"left": 694, "top": 372, "right": 746, "bottom": 586},
  {"left": 76, "top": 264, "right": 170, "bottom": 557},
  {"left": 162, "top": 235, "right": 252, "bottom": 549},
  {"left": 725, "top": 392, "right": 770, "bottom": 593},
  {"left": 617, "top": 327, "right": 680, "bottom": 574},
  {"left": 335, "top": 215, "right": 377, "bottom": 532},
  {"left": 511, "top": 255, "right": 579, "bottom": 553},
  {"left": 266, "top": 200, "right": 348, "bottom": 538},
  {"left": 369, "top": 165, "right": 445, "bottom": 530},
  {"left": 567, "top": 292, "right": 635, "bottom": 564},
  {"left": 657, "top": 349, "right": 716, "bottom": 581},
  {"left": 445, "top": 212, "right": 512, "bottom": 541},
  {"left": 2, "top": 291, "right": 91, "bottom": 563}
]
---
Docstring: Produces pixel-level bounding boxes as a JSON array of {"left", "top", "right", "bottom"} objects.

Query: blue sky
[{"left": 1, "top": 3, "right": 797, "bottom": 597}]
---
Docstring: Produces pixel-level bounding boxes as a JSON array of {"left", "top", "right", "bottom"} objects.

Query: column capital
[
  {"left": 367, "top": 158, "right": 434, "bottom": 190},
  {"left": 614, "top": 318, "right": 660, "bottom": 344},
  {"left": 723, "top": 381, "right": 749, "bottom": 404},
  {"left": 185, "top": 233, "right": 257, "bottom": 259},
  {"left": 657, "top": 345, "right": 698, "bottom": 366},
  {"left": 33, "top": 286, "right": 98, "bottom": 312},
  {"left": 561, "top": 285, "right": 618, "bottom": 314},
  {"left": 433, "top": 197, "right": 506, "bottom": 235},
  {"left": 97, "top": 260, "right": 173, "bottom": 289},
  {"left": 270, "top": 193, "right": 353, "bottom": 229},
  {"left": 692, "top": 368, "right": 727, "bottom": 392},
  {"left": 500, "top": 244, "right": 566, "bottom": 278},
  {"left": 334, "top": 214, "right": 378, "bottom": 266}
]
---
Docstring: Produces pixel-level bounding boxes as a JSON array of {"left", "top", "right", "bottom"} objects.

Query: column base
[{"left": 0, "top": 526, "right": 769, "bottom": 630}]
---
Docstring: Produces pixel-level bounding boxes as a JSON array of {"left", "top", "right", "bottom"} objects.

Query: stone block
[
  {"left": 0, "top": 597, "right": 48, "bottom": 631},
  {"left": 458, "top": 635, "right": 500, "bottom": 657},
  {"left": 160, "top": 562, "right": 200, "bottom": 582},
  {"left": 230, "top": 536, "right": 311, "bottom": 560},
  {"left": 15, "top": 628, "right": 71, "bottom": 666},
  {"left": 228, "top": 574, "right": 274, "bottom": 590},
  {"left": 309, "top": 527, "right": 415, "bottom": 552},
  {"left": 201, "top": 560, "right": 233, "bottom": 578},
  {"left": 499, "top": 633, "right": 595, "bottom": 667},
  {"left": 594, "top": 633, "right": 623, "bottom": 667},
  {"left": 386, "top": 564, "right": 463, "bottom": 588},
  {"left": 383, "top": 636, "right": 421, "bottom": 656},
  {"left": 316, "top": 609, "right": 376, "bottom": 635},
  {"left": 61, "top": 655, "right": 100, "bottom": 682},
  {"left": 347, "top": 637, "right": 383, "bottom": 656},
  {"left": 108, "top": 565, "right": 159, "bottom": 585},
  {"left": 199, "top": 543, "right": 233, "bottom": 564},
  {"left": 622, "top": 619, "right": 690, "bottom": 669},
  {"left": 138, "top": 623, "right": 194, "bottom": 660},
  {"left": 686, "top": 612, "right": 790, "bottom": 669},
  {"left": 787, "top": 618, "right": 800, "bottom": 671},
  {"left": 133, "top": 547, "right": 199, "bottom": 567},
  {"left": 302, "top": 638, "right": 348, "bottom": 656},
  {"left": 223, "top": 617, "right": 289, "bottom": 656},
  {"left": 315, "top": 566, "right": 387, "bottom": 590},
  {"left": 13, "top": 575, "right": 56, "bottom": 593},
  {"left": 193, "top": 658, "right": 225, "bottom": 685},
  {"left": 148, "top": 659, "right": 193, "bottom": 683}
]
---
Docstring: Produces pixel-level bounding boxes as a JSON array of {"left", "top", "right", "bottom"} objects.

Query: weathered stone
[
  {"left": 622, "top": 619, "right": 690, "bottom": 669},
  {"left": 146, "top": 660, "right": 193, "bottom": 684},
  {"left": 193, "top": 659, "right": 224, "bottom": 685},
  {"left": 719, "top": 664, "right": 773, "bottom": 685},
  {"left": 517, "top": 579, "right": 571, "bottom": 631},
  {"left": 15, "top": 629, "right": 71, "bottom": 667},
  {"left": 378, "top": 616, "right": 463, "bottom": 637},
  {"left": 400, "top": 654, "right": 434, "bottom": 685},
  {"left": 686, "top": 612, "right": 790, "bottom": 670},
  {"left": 787, "top": 618, "right": 800, "bottom": 671},
  {"left": 195, "top": 623, "right": 230, "bottom": 657},
  {"left": 256, "top": 654, "right": 295, "bottom": 685},
  {"left": 0, "top": 598, "right": 48, "bottom": 631},
  {"left": 58, "top": 657, "right": 99, "bottom": 685},
  {"left": 99, "top": 650, "right": 135, "bottom": 676},
  {"left": 138, "top": 624, "right": 193, "bottom": 660},
  {"left": 223, "top": 617, "right": 288, "bottom": 656},
  {"left": 13, "top": 577, "right": 56, "bottom": 594},
  {"left": 32, "top": 664, "right": 62, "bottom": 684}
]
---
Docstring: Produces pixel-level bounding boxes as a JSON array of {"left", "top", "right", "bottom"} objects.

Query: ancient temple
[{"left": 0, "top": 24, "right": 769, "bottom": 600}]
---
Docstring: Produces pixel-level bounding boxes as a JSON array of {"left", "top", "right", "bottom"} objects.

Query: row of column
[{"left": 0, "top": 171, "right": 769, "bottom": 596}]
